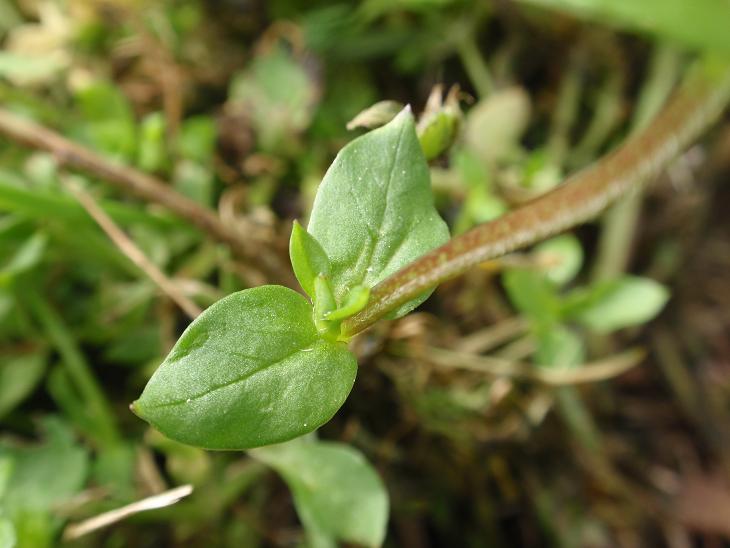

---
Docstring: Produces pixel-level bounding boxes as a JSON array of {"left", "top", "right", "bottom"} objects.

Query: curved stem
[{"left": 343, "top": 58, "right": 730, "bottom": 337}]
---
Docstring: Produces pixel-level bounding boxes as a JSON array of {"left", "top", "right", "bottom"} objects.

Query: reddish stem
[{"left": 343, "top": 60, "right": 730, "bottom": 336}]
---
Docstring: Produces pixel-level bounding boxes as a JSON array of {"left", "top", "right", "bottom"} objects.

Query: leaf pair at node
[
  {"left": 289, "top": 220, "right": 369, "bottom": 342},
  {"left": 132, "top": 108, "right": 449, "bottom": 450}
]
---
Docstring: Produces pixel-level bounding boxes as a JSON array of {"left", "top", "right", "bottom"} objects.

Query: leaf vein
[
  {"left": 146, "top": 339, "right": 318, "bottom": 409},
  {"left": 358, "top": 120, "right": 407, "bottom": 286}
]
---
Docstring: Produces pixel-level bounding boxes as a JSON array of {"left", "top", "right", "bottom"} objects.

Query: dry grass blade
[
  {"left": 426, "top": 346, "right": 645, "bottom": 385},
  {"left": 62, "top": 484, "right": 194, "bottom": 540},
  {"left": 454, "top": 317, "right": 529, "bottom": 354},
  {"left": 63, "top": 176, "right": 203, "bottom": 319},
  {"left": 0, "top": 107, "right": 290, "bottom": 284}
]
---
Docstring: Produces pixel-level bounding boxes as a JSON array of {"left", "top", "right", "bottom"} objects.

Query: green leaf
[
  {"left": 0, "top": 517, "right": 15, "bottom": 548},
  {"left": 252, "top": 439, "right": 388, "bottom": 548},
  {"left": 173, "top": 159, "right": 214, "bottom": 206},
  {"left": 0, "top": 418, "right": 88, "bottom": 513},
  {"left": 0, "top": 177, "right": 187, "bottom": 231},
  {"left": 290, "top": 220, "right": 332, "bottom": 300},
  {"left": 502, "top": 268, "right": 562, "bottom": 327},
  {"left": 0, "top": 52, "right": 64, "bottom": 86},
  {"left": 313, "top": 275, "right": 340, "bottom": 340},
  {"left": 463, "top": 88, "right": 531, "bottom": 166},
  {"left": 325, "top": 285, "right": 370, "bottom": 322},
  {"left": 418, "top": 111, "right": 459, "bottom": 160},
  {"left": 73, "top": 81, "right": 136, "bottom": 162},
  {"left": 146, "top": 430, "right": 212, "bottom": 486},
  {"left": 177, "top": 116, "right": 217, "bottom": 164},
  {"left": 565, "top": 276, "right": 670, "bottom": 333},
  {"left": 137, "top": 112, "right": 168, "bottom": 172},
  {"left": 308, "top": 108, "right": 449, "bottom": 318},
  {"left": 452, "top": 150, "right": 507, "bottom": 233},
  {"left": 533, "top": 235, "right": 583, "bottom": 286},
  {"left": 535, "top": 325, "right": 585, "bottom": 369},
  {"left": 346, "top": 100, "right": 403, "bottom": 131},
  {"left": 229, "top": 45, "right": 318, "bottom": 151},
  {"left": 0, "top": 457, "right": 11, "bottom": 497},
  {"left": 0, "top": 232, "right": 47, "bottom": 286},
  {"left": 133, "top": 286, "right": 357, "bottom": 450},
  {"left": 416, "top": 85, "right": 461, "bottom": 161},
  {"left": 91, "top": 443, "right": 136, "bottom": 500},
  {"left": 518, "top": 0, "right": 730, "bottom": 55},
  {"left": 0, "top": 351, "right": 46, "bottom": 419},
  {"left": 5, "top": 511, "right": 50, "bottom": 548}
]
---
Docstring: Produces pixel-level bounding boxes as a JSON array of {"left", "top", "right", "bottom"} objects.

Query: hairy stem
[{"left": 343, "top": 58, "right": 730, "bottom": 336}]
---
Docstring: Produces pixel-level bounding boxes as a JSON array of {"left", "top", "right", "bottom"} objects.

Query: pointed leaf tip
[{"left": 308, "top": 105, "right": 449, "bottom": 319}]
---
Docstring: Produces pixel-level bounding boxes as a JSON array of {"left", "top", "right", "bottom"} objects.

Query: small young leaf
[
  {"left": 137, "top": 112, "right": 167, "bottom": 172},
  {"left": 533, "top": 234, "right": 583, "bottom": 286},
  {"left": 0, "top": 232, "right": 47, "bottom": 286},
  {"left": 133, "top": 286, "right": 357, "bottom": 450},
  {"left": 313, "top": 275, "right": 339, "bottom": 339},
  {"left": 416, "top": 84, "right": 462, "bottom": 160},
  {"left": 565, "top": 275, "right": 669, "bottom": 333},
  {"left": 347, "top": 100, "right": 404, "bottom": 131},
  {"left": 308, "top": 108, "right": 449, "bottom": 318},
  {"left": 0, "top": 517, "right": 15, "bottom": 548},
  {"left": 325, "top": 285, "right": 370, "bottom": 322},
  {"left": 464, "top": 87, "right": 531, "bottom": 166},
  {"left": 0, "top": 351, "right": 46, "bottom": 419},
  {"left": 177, "top": 116, "right": 217, "bottom": 164},
  {"left": 313, "top": 275, "right": 337, "bottom": 316},
  {"left": 502, "top": 268, "right": 562, "bottom": 327},
  {"left": 535, "top": 324, "right": 585, "bottom": 369},
  {"left": 252, "top": 439, "right": 388, "bottom": 548},
  {"left": 418, "top": 111, "right": 459, "bottom": 160},
  {"left": 0, "top": 418, "right": 88, "bottom": 518},
  {"left": 0, "top": 51, "right": 64, "bottom": 86},
  {"left": 290, "top": 220, "right": 331, "bottom": 300},
  {"left": 229, "top": 45, "right": 318, "bottom": 151},
  {"left": 0, "top": 457, "right": 12, "bottom": 498}
]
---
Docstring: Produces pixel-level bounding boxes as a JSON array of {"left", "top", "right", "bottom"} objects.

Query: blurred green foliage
[{"left": 0, "top": 0, "right": 726, "bottom": 546}]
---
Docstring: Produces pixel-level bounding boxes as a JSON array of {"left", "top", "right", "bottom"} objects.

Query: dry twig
[
  {"left": 63, "top": 176, "right": 203, "bottom": 319},
  {"left": 0, "top": 107, "right": 291, "bottom": 285},
  {"left": 62, "top": 485, "right": 193, "bottom": 540},
  {"left": 425, "top": 346, "right": 645, "bottom": 385}
]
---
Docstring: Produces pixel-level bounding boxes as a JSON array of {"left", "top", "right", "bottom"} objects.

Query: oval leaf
[
  {"left": 252, "top": 439, "right": 389, "bottom": 548},
  {"left": 535, "top": 324, "right": 585, "bottom": 370},
  {"left": 308, "top": 108, "right": 449, "bottom": 318},
  {"left": 0, "top": 418, "right": 88, "bottom": 515},
  {"left": 290, "top": 220, "right": 331, "bottom": 300},
  {"left": 502, "top": 268, "right": 561, "bottom": 327},
  {"left": 0, "top": 351, "right": 46, "bottom": 419},
  {"left": 133, "top": 286, "right": 357, "bottom": 450},
  {"left": 534, "top": 234, "right": 584, "bottom": 286},
  {"left": 568, "top": 276, "right": 670, "bottom": 333}
]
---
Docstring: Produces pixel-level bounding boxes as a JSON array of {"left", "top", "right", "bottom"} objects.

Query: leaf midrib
[
  {"left": 143, "top": 335, "right": 320, "bottom": 409},
  {"left": 351, "top": 119, "right": 407, "bottom": 290}
]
